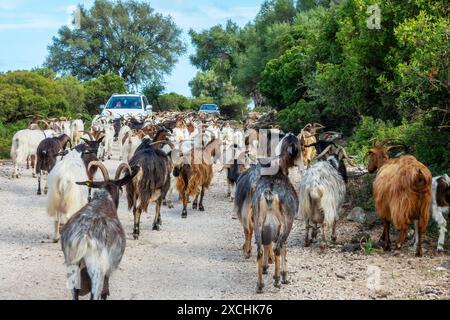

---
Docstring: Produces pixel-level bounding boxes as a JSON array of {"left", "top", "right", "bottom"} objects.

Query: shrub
[{"left": 220, "top": 94, "right": 249, "bottom": 120}]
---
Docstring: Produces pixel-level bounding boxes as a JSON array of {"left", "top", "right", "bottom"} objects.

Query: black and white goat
[
  {"left": 35, "top": 134, "right": 71, "bottom": 195},
  {"left": 298, "top": 149, "right": 348, "bottom": 249},
  {"left": 234, "top": 133, "right": 304, "bottom": 260},
  {"left": 252, "top": 169, "right": 298, "bottom": 293},
  {"left": 61, "top": 161, "right": 137, "bottom": 300}
]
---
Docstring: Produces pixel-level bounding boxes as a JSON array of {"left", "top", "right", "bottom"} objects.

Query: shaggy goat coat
[
  {"left": 373, "top": 156, "right": 432, "bottom": 232},
  {"left": 298, "top": 156, "right": 346, "bottom": 245}
]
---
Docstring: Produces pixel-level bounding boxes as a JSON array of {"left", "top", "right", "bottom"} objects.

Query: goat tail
[
  {"left": 302, "top": 187, "right": 323, "bottom": 221},
  {"left": 10, "top": 136, "right": 20, "bottom": 160}
]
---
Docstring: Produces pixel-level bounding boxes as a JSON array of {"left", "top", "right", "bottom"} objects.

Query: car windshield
[
  {"left": 106, "top": 96, "right": 142, "bottom": 109},
  {"left": 201, "top": 104, "right": 217, "bottom": 110}
]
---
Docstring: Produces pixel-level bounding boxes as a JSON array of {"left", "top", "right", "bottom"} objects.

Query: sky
[{"left": 0, "top": 0, "right": 263, "bottom": 97}]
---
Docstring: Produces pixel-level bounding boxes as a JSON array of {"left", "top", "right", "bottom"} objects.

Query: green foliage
[
  {"left": 142, "top": 80, "right": 165, "bottom": 109},
  {"left": 84, "top": 73, "right": 127, "bottom": 114},
  {"left": 220, "top": 94, "right": 249, "bottom": 120},
  {"left": 156, "top": 93, "right": 190, "bottom": 111},
  {"left": 56, "top": 75, "right": 86, "bottom": 115},
  {"left": 277, "top": 100, "right": 321, "bottom": 134},
  {"left": 363, "top": 237, "right": 375, "bottom": 255},
  {"left": 347, "top": 116, "right": 450, "bottom": 174},
  {"left": 189, "top": 97, "right": 215, "bottom": 111},
  {"left": 0, "top": 71, "right": 69, "bottom": 123},
  {"left": 0, "top": 120, "right": 28, "bottom": 158},
  {"left": 45, "top": 0, "right": 186, "bottom": 87}
]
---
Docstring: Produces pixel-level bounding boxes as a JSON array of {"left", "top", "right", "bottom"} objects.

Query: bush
[
  {"left": 0, "top": 71, "right": 69, "bottom": 123},
  {"left": 220, "top": 94, "right": 249, "bottom": 120},
  {"left": 156, "top": 93, "right": 190, "bottom": 111},
  {"left": 84, "top": 73, "right": 127, "bottom": 114},
  {"left": 0, "top": 120, "right": 28, "bottom": 159},
  {"left": 347, "top": 116, "right": 450, "bottom": 174},
  {"left": 277, "top": 100, "right": 321, "bottom": 134}
]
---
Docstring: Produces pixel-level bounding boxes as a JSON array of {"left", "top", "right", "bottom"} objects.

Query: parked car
[
  {"left": 199, "top": 103, "right": 220, "bottom": 116},
  {"left": 100, "top": 94, "right": 152, "bottom": 119}
]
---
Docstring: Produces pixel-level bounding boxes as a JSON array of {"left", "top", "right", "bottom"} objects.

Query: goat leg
[
  {"left": 256, "top": 248, "right": 264, "bottom": 294},
  {"left": 273, "top": 244, "right": 281, "bottom": 288},
  {"left": 133, "top": 208, "right": 141, "bottom": 240},
  {"left": 192, "top": 194, "right": 198, "bottom": 210},
  {"left": 181, "top": 192, "right": 188, "bottom": 218},
  {"left": 44, "top": 172, "right": 48, "bottom": 195},
  {"left": 152, "top": 200, "right": 162, "bottom": 231},
  {"left": 101, "top": 275, "right": 110, "bottom": 300},
  {"left": 37, "top": 171, "right": 42, "bottom": 195},
  {"left": 198, "top": 186, "right": 205, "bottom": 211},
  {"left": 53, "top": 214, "right": 60, "bottom": 243},
  {"left": 381, "top": 220, "right": 391, "bottom": 251},
  {"left": 331, "top": 221, "right": 337, "bottom": 243},
  {"left": 304, "top": 220, "right": 311, "bottom": 247},
  {"left": 394, "top": 226, "right": 407, "bottom": 255},
  {"left": 281, "top": 243, "right": 289, "bottom": 284},
  {"left": 72, "top": 289, "right": 79, "bottom": 300},
  {"left": 262, "top": 244, "right": 270, "bottom": 274}
]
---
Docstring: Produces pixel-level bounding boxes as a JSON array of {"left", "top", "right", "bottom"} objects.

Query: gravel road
[{"left": 0, "top": 142, "right": 449, "bottom": 300}]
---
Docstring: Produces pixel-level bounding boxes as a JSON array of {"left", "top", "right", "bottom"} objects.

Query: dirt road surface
[{"left": 0, "top": 143, "right": 449, "bottom": 300}]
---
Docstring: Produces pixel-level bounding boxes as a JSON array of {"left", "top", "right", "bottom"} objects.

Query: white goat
[
  {"left": 298, "top": 154, "right": 347, "bottom": 249},
  {"left": 46, "top": 149, "right": 89, "bottom": 242},
  {"left": 10, "top": 129, "right": 56, "bottom": 178},
  {"left": 117, "top": 125, "right": 131, "bottom": 161},
  {"left": 98, "top": 123, "right": 115, "bottom": 161},
  {"left": 70, "top": 119, "right": 84, "bottom": 145}
]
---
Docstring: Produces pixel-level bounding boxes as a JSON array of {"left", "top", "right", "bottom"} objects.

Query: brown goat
[
  {"left": 174, "top": 138, "right": 222, "bottom": 218},
  {"left": 367, "top": 142, "right": 432, "bottom": 256}
]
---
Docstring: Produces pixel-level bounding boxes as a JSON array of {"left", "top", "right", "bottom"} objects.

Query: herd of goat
[{"left": 7, "top": 112, "right": 450, "bottom": 298}]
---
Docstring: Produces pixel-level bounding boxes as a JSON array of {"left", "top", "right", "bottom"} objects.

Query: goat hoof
[
  {"left": 44, "top": 190, "right": 47, "bottom": 195},
  {"left": 273, "top": 279, "right": 281, "bottom": 288},
  {"left": 168, "top": 204, "right": 174, "bottom": 209},
  {"left": 331, "top": 236, "right": 337, "bottom": 243},
  {"left": 53, "top": 238, "right": 59, "bottom": 243},
  {"left": 262, "top": 266, "right": 268, "bottom": 274},
  {"left": 32, "top": 173, "right": 36, "bottom": 178},
  {"left": 133, "top": 233, "right": 139, "bottom": 240},
  {"left": 37, "top": 191, "right": 42, "bottom": 195},
  {"left": 107, "top": 156, "right": 111, "bottom": 160},
  {"left": 162, "top": 200, "right": 167, "bottom": 206},
  {"left": 243, "top": 251, "right": 251, "bottom": 259},
  {"left": 199, "top": 206, "right": 205, "bottom": 211},
  {"left": 256, "top": 284, "right": 264, "bottom": 294},
  {"left": 152, "top": 224, "right": 160, "bottom": 231},
  {"left": 415, "top": 251, "right": 423, "bottom": 257},
  {"left": 192, "top": 204, "right": 197, "bottom": 210}
]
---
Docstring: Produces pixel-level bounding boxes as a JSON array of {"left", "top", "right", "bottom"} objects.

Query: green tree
[
  {"left": 57, "top": 76, "right": 86, "bottom": 115},
  {"left": 156, "top": 93, "right": 190, "bottom": 111},
  {"left": 45, "top": 0, "right": 186, "bottom": 87},
  {"left": 84, "top": 73, "right": 127, "bottom": 114},
  {"left": 0, "top": 71, "right": 69, "bottom": 123}
]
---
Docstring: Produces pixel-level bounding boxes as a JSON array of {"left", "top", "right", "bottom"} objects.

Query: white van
[{"left": 100, "top": 94, "right": 152, "bottom": 119}]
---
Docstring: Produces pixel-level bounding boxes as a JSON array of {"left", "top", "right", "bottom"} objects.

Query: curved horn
[
  {"left": 315, "top": 145, "right": 333, "bottom": 160},
  {"left": 114, "top": 163, "right": 133, "bottom": 180},
  {"left": 301, "top": 123, "right": 313, "bottom": 132},
  {"left": 313, "top": 123, "right": 325, "bottom": 129},
  {"left": 87, "top": 161, "right": 110, "bottom": 181},
  {"left": 62, "top": 139, "right": 72, "bottom": 150},
  {"left": 79, "top": 130, "right": 94, "bottom": 141},
  {"left": 149, "top": 140, "right": 175, "bottom": 149},
  {"left": 37, "top": 120, "right": 51, "bottom": 129}
]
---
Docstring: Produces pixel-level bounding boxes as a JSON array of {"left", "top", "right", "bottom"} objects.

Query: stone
[{"left": 347, "top": 207, "right": 366, "bottom": 223}]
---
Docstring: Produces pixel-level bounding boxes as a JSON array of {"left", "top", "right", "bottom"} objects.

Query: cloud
[
  {"left": 0, "top": 18, "right": 61, "bottom": 32},
  {"left": 0, "top": 2, "right": 22, "bottom": 10}
]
